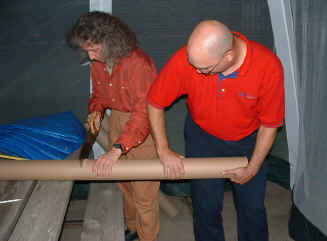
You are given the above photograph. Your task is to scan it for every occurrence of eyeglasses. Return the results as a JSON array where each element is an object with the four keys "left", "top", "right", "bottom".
[{"left": 196, "top": 59, "right": 220, "bottom": 74}]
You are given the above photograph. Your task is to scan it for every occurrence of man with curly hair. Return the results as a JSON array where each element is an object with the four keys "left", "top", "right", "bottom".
[{"left": 66, "top": 11, "right": 159, "bottom": 241}]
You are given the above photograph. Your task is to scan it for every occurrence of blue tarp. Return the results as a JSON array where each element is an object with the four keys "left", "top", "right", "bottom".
[{"left": 0, "top": 112, "right": 86, "bottom": 160}]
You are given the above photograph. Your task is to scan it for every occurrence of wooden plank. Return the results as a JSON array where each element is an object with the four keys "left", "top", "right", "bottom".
[
  {"left": 8, "top": 181, "right": 73, "bottom": 241},
  {"left": 81, "top": 182, "right": 124, "bottom": 241},
  {"left": 8, "top": 149, "right": 80, "bottom": 241},
  {"left": 0, "top": 181, "right": 35, "bottom": 241}
]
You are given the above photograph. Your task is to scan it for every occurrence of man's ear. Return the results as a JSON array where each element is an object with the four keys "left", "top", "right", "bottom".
[{"left": 224, "top": 49, "right": 233, "bottom": 62}]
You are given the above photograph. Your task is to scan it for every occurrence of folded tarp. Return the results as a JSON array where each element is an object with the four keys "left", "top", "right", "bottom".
[{"left": 0, "top": 112, "right": 86, "bottom": 160}]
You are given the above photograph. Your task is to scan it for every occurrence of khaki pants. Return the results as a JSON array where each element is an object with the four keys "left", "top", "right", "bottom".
[{"left": 108, "top": 110, "right": 160, "bottom": 241}]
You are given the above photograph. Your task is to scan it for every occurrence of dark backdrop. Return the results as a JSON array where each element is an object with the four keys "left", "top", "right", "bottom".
[{"left": 0, "top": 0, "right": 89, "bottom": 124}]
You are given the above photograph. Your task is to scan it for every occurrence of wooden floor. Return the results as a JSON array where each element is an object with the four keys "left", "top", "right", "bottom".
[{"left": 60, "top": 181, "right": 294, "bottom": 241}]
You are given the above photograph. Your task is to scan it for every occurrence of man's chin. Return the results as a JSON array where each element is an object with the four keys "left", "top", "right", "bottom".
[
  {"left": 209, "top": 72, "right": 218, "bottom": 75},
  {"left": 93, "top": 59, "right": 105, "bottom": 64},
  {"left": 202, "top": 72, "right": 218, "bottom": 76}
]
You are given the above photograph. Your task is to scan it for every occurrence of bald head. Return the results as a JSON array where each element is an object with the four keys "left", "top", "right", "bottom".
[{"left": 187, "top": 20, "right": 234, "bottom": 64}]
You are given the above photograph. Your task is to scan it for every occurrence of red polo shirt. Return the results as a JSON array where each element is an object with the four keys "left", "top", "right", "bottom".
[{"left": 148, "top": 32, "right": 285, "bottom": 141}]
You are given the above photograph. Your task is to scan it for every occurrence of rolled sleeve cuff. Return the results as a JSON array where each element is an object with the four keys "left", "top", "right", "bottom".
[
  {"left": 117, "top": 135, "right": 147, "bottom": 154},
  {"left": 261, "top": 121, "right": 284, "bottom": 128},
  {"left": 147, "top": 97, "right": 165, "bottom": 109}
]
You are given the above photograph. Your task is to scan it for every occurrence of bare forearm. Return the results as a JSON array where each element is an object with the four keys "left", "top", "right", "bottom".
[
  {"left": 222, "top": 125, "right": 278, "bottom": 184},
  {"left": 248, "top": 125, "right": 278, "bottom": 170},
  {"left": 147, "top": 104, "right": 169, "bottom": 153},
  {"left": 147, "top": 103, "right": 185, "bottom": 178}
]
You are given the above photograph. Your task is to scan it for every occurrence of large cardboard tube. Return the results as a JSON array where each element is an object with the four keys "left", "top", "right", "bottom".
[
  {"left": 96, "top": 127, "right": 109, "bottom": 151},
  {"left": 84, "top": 123, "right": 109, "bottom": 152},
  {"left": 158, "top": 191, "right": 179, "bottom": 218},
  {"left": 0, "top": 157, "right": 248, "bottom": 181},
  {"left": 101, "top": 113, "right": 110, "bottom": 134}
]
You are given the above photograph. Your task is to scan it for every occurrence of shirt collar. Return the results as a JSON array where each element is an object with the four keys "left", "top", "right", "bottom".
[{"left": 219, "top": 71, "right": 239, "bottom": 80}]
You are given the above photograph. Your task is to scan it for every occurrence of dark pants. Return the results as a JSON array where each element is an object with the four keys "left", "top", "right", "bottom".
[{"left": 185, "top": 113, "right": 268, "bottom": 241}]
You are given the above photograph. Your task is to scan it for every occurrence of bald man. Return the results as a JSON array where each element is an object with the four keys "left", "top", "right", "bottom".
[{"left": 147, "top": 20, "right": 285, "bottom": 241}]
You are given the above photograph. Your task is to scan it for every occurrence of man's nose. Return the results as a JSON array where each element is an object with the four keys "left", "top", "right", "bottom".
[
  {"left": 88, "top": 52, "right": 95, "bottom": 60},
  {"left": 196, "top": 69, "right": 205, "bottom": 74}
]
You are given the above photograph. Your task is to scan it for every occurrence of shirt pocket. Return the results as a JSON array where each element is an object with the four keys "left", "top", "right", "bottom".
[{"left": 237, "top": 91, "right": 259, "bottom": 112}]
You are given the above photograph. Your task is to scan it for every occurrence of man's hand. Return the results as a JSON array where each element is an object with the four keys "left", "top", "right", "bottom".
[
  {"left": 88, "top": 111, "right": 102, "bottom": 134},
  {"left": 92, "top": 147, "right": 122, "bottom": 176},
  {"left": 223, "top": 126, "right": 277, "bottom": 184},
  {"left": 158, "top": 147, "right": 185, "bottom": 179},
  {"left": 222, "top": 165, "right": 260, "bottom": 184},
  {"left": 147, "top": 105, "right": 184, "bottom": 178}
]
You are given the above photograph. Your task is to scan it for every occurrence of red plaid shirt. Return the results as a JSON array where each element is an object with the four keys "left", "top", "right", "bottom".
[{"left": 89, "top": 48, "right": 157, "bottom": 152}]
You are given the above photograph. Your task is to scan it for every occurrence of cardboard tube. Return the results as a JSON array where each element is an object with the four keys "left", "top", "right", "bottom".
[
  {"left": 101, "top": 113, "right": 110, "bottom": 134},
  {"left": 84, "top": 123, "right": 109, "bottom": 152},
  {"left": 158, "top": 191, "right": 179, "bottom": 218},
  {"left": 96, "top": 127, "right": 109, "bottom": 151},
  {"left": 0, "top": 157, "right": 247, "bottom": 181}
]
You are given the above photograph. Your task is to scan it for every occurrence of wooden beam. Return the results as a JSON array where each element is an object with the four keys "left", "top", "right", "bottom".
[
  {"left": 81, "top": 182, "right": 124, "bottom": 241},
  {"left": 0, "top": 181, "right": 35, "bottom": 241}
]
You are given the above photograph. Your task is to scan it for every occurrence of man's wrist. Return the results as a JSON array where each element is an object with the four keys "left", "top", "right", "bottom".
[
  {"left": 247, "top": 161, "right": 262, "bottom": 172},
  {"left": 157, "top": 144, "right": 170, "bottom": 155}
]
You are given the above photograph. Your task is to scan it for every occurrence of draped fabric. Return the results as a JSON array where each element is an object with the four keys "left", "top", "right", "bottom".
[
  {"left": 290, "top": 0, "right": 327, "bottom": 235},
  {"left": 0, "top": 112, "right": 86, "bottom": 160}
]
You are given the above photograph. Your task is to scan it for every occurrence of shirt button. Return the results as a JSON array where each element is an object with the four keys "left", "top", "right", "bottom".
[
  {"left": 109, "top": 83, "right": 112, "bottom": 86},
  {"left": 112, "top": 98, "right": 115, "bottom": 102},
  {"left": 138, "top": 140, "right": 142, "bottom": 144},
  {"left": 104, "top": 68, "right": 106, "bottom": 71},
  {"left": 221, "top": 88, "right": 225, "bottom": 92},
  {"left": 97, "top": 81, "right": 101, "bottom": 85},
  {"left": 121, "top": 86, "right": 125, "bottom": 89}
]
